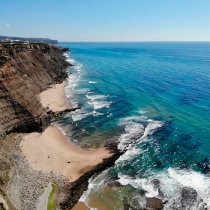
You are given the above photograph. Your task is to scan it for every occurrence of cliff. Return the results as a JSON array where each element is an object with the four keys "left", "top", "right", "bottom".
[
  {"left": 0, "top": 41, "right": 73, "bottom": 210},
  {"left": 0, "top": 42, "right": 71, "bottom": 135}
]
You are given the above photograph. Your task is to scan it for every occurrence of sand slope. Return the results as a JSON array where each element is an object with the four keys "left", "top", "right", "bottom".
[
  {"left": 21, "top": 125, "right": 111, "bottom": 182},
  {"left": 39, "top": 82, "right": 71, "bottom": 112}
]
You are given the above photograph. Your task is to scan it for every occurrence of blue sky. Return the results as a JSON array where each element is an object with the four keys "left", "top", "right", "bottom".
[{"left": 1, "top": 0, "right": 210, "bottom": 41}]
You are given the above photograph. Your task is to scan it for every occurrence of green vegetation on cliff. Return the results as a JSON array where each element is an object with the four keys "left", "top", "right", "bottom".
[{"left": 47, "top": 183, "right": 57, "bottom": 210}]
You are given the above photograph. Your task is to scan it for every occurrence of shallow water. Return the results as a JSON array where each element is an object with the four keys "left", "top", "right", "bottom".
[{"left": 60, "top": 42, "right": 210, "bottom": 209}]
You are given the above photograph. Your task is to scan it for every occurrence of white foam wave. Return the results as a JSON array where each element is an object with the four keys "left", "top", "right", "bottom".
[
  {"left": 89, "top": 81, "right": 97, "bottom": 84},
  {"left": 88, "top": 100, "right": 112, "bottom": 110},
  {"left": 118, "top": 174, "right": 159, "bottom": 197},
  {"left": 140, "top": 120, "right": 163, "bottom": 140},
  {"left": 92, "top": 110, "right": 103, "bottom": 116},
  {"left": 118, "top": 113, "right": 163, "bottom": 151},
  {"left": 118, "top": 122, "right": 144, "bottom": 151},
  {"left": 66, "top": 74, "right": 79, "bottom": 90},
  {"left": 71, "top": 109, "right": 92, "bottom": 122},
  {"left": 86, "top": 94, "right": 112, "bottom": 110},
  {"left": 86, "top": 94, "right": 107, "bottom": 100},
  {"left": 74, "top": 63, "right": 83, "bottom": 73},
  {"left": 66, "top": 57, "right": 76, "bottom": 64},
  {"left": 116, "top": 147, "right": 142, "bottom": 163},
  {"left": 79, "top": 170, "right": 109, "bottom": 203},
  {"left": 76, "top": 88, "right": 91, "bottom": 94},
  {"left": 119, "top": 115, "right": 147, "bottom": 126},
  {"left": 65, "top": 57, "right": 83, "bottom": 98},
  {"left": 63, "top": 52, "right": 76, "bottom": 65},
  {"left": 118, "top": 168, "right": 210, "bottom": 209},
  {"left": 161, "top": 168, "right": 210, "bottom": 209}
]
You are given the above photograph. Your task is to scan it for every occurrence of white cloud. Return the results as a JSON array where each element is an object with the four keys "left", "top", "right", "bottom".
[{"left": 5, "top": 23, "right": 11, "bottom": 28}]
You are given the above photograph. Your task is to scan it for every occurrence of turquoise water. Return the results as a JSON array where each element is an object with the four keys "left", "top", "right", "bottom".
[{"left": 60, "top": 42, "right": 210, "bottom": 209}]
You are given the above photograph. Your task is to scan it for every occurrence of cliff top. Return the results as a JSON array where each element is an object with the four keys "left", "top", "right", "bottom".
[
  {"left": 0, "top": 35, "right": 58, "bottom": 44},
  {"left": 0, "top": 41, "right": 69, "bottom": 66}
]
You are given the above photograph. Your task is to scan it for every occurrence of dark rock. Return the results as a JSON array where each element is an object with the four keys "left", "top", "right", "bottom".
[
  {"left": 151, "top": 179, "right": 160, "bottom": 188},
  {"left": 168, "top": 187, "right": 207, "bottom": 210},
  {"left": 181, "top": 187, "right": 197, "bottom": 206},
  {"left": 181, "top": 187, "right": 197, "bottom": 200},
  {"left": 146, "top": 197, "right": 164, "bottom": 210}
]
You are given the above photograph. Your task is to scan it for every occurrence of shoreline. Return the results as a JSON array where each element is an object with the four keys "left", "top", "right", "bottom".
[
  {"left": 19, "top": 79, "right": 121, "bottom": 209},
  {"left": 59, "top": 142, "right": 122, "bottom": 210},
  {"left": 39, "top": 81, "right": 72, "bottom": 112},
  {"left": 21, "top": 124, "right": 112, "bottom": 182}
]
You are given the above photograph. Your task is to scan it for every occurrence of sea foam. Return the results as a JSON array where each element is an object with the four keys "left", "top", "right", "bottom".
[
  {"left": 118, "top": 112, "right": 163, "bottom": 151},
  {"left": 88, "top": 81, "right": 97, "bottom": 84},
  {"left": 118, "top": 168, "right": 210, "bottom": 209},
  {"left": 86, "top": 94, "right": 112, "bottom": 110}
]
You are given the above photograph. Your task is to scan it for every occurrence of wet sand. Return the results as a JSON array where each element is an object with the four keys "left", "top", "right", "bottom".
[{"left": 72, "top": 202, "right": 90, "bottom": 210}]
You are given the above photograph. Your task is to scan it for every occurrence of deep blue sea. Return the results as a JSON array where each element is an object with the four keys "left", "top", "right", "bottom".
[{"left": 60, "top": 42, "right": 210, "bottom": 210}]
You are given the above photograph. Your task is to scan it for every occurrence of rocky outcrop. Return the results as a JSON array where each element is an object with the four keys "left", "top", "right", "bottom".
[
  {"left": 0, "top": 42, "right": 71, "bottom": 134},
  {"left": 146, "top": 197, "right": 164, "bottom": 210},
  {"left": 167, "top": 186, "right": 208, "bottom": 210}
]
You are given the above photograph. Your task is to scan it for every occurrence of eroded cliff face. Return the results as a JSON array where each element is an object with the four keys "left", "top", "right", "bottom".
[
  {"left": 0, "top": 42, "right": 71, "bottom": 210},
  {"left": 0, "top": 42, "right": 71, "bottom": 134}
]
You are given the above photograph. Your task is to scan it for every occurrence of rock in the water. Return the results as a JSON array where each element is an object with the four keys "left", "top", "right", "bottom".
[
  {"left": 166, "top": 187, "right": 208, "bottom": 210},
  {"left": 151, "top": 179, "right": 160, "bottom": 188},
  {"left": 146, "top": 197, "right": 164, "bottom": 210},
  {"left": 181, "top": 187, "right": 197, "bottom": 205}
]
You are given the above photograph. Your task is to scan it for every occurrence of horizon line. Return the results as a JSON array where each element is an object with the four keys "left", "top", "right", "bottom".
[{"left": 59, "top": 40, "right": 210, "bottom": 43}]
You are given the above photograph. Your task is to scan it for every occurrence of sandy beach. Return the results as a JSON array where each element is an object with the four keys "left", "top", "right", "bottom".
[
  {"left": 19, "top": 81, "right": 113, "bottom": 209},
  {"left": 21, "top": 125, "right": 111, "bottom": 182},
  {"left": 39, "top": 82, "right": 71, "bottom": 112}
]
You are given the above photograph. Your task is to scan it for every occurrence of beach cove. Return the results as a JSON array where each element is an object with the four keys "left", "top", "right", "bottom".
[
  {"left": 21, "top": 82, "right": 112, "bottom": 182},
  {"left": 17, "top": 58, "right": 121, "bottom": 210},
  {"left": 0, "top": 42, "right": 121, "bottom": 210}
]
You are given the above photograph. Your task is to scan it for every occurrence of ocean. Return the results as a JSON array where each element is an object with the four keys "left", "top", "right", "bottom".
[{"left": 60, "top": 42, "right": 210, "bottom": 210}]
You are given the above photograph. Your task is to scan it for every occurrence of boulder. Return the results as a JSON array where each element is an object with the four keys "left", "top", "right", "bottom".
[
  {"left": 181, "top": 186, "right": 197, "bottom": 205},
  {"left": 146, "top": 197, "right": 164, "bottom": 210}
]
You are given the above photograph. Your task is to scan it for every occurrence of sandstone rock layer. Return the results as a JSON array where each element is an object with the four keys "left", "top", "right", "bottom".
[{"left": 0, "top": 42, "right": 70, "bottom": 134}]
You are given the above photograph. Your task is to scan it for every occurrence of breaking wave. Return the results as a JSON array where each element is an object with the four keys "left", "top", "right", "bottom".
[
  {"left": 118, "top": 112, "right": 164, "bottom": 151},
  {"left": 62, "top": 43, "right": 210, "bottom": 210},
  {"left": 118, "top": 168, "right": 210, "bottom": 209},
  {"left": 88, "top": 81, "right": 97, "bottom": 84},
  {"left": 86, "top": 94, "right": 112, "bottom": 110}
]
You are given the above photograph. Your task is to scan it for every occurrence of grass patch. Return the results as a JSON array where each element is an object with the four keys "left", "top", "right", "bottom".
[{"left": 47, "top": 183, "right": 57, "bottom": 210}]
